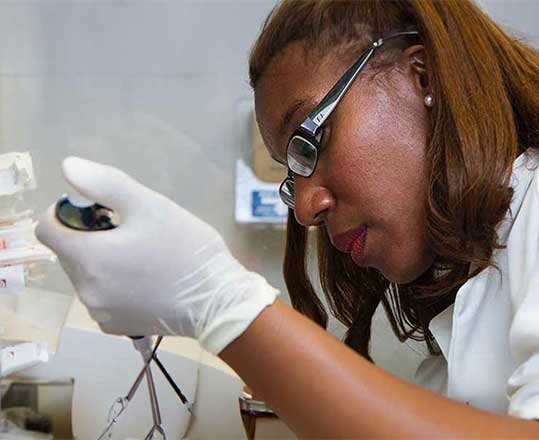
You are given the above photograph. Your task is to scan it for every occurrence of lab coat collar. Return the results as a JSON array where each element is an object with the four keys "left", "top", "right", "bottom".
[{"left": 496, "top": 150, "right": 538, "bottom": 246}]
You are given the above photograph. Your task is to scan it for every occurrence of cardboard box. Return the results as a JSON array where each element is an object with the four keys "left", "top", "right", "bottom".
[{"left": 251, "top": 113, "right": 286, "bottom": 184}]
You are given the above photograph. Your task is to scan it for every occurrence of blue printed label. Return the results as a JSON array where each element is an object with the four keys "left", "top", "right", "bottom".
[{"left": 252, "top": 190, "right": 287, "bottom": 218}]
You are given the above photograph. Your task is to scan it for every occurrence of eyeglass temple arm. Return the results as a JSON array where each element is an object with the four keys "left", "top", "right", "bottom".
[{"left": 302, "top": 30, "right": 419, "bottom": 132}]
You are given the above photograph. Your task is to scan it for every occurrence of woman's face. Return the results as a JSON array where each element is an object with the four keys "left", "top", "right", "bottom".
[{"left": 255, "top": 42, "right": 435, "bottom": 284}]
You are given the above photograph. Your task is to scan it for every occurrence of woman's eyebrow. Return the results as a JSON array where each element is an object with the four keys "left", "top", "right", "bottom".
[{"left": 280, "top": 97, "right": 315, "bottom": 136}]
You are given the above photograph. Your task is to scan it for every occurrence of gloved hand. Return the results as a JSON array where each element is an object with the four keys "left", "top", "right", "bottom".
[{"left": 35, "top": 157, "right": 279, "bottom": 354}]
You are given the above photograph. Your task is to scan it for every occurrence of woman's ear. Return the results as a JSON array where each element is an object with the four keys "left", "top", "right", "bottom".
[{"left": 404, "top": 44, "right": 429, "bottom": 91}]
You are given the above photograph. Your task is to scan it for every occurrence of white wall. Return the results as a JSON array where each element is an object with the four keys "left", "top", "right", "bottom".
[{"left": 477, "top": 0, "right": 539, "bottom": 45}]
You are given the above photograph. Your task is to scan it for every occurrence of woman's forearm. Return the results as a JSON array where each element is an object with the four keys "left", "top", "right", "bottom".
[{"left": 220, "top": 299, "right": 539, "bottom": 438}]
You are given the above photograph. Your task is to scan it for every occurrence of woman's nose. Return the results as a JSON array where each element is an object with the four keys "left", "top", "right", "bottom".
[{"left": 293, "top": 177, "right": 335, "bottom": 226}]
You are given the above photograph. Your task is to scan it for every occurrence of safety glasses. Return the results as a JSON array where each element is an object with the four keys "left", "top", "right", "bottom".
[{"left": 279, "top": 30, "right": 419, "bottom": 210}]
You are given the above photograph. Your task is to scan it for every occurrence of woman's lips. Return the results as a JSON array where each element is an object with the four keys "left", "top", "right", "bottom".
[
  {"left": 350, "top": 229, "right": 367, "bottom": 266},
  {"left": 332, "top": 226, "right": 368, "bottom": 266}
]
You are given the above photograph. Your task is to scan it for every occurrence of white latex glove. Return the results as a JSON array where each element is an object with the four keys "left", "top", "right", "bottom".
[{"left": 35, "top": 157, "right": 279, "bottom": 354}]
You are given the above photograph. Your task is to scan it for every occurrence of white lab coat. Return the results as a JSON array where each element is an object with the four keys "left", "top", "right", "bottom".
[{"left": 414, "top": 149, "right": 539, "bottom": 419}]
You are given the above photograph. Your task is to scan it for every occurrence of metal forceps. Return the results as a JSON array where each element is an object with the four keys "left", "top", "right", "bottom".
[
  {"left": 131, "top": 336, "right": 167, "bottom": 440},
  {"left": 97, "top": 337, "right": 164, "bottom": 439},
  {"left": 97, "top": 335, "right": 192, "bottom": 439}
]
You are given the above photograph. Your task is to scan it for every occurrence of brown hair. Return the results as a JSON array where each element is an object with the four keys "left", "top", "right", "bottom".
[{"left": 249, "top": 0, "right": 539, "bottom": 359}]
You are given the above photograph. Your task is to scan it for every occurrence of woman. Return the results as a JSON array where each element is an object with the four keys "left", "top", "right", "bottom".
[{"left": 37, "top": 0, "right": 539, "bottom": 437}]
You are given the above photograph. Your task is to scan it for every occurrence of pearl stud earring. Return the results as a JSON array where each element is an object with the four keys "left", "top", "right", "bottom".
[{"left": 424, "top": 94, "right": 434, "bottom": 108}]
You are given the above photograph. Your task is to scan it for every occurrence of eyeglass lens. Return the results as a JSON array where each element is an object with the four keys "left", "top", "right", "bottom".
[
  {"left": 287, "top": 135, "right": 318, "bottom": 177},
  {"left": 279, "top": 178, "right": 295, "bottom": 209}
]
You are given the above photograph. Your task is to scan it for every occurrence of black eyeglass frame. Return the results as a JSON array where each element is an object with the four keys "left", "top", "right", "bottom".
[{"left": 279, "top": 30, "right": 420, "bottom": 210}]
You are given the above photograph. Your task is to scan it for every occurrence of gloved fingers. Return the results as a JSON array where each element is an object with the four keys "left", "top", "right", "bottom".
[{"left": 62, "top": 156, "right": 149, "bottom": 217}]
